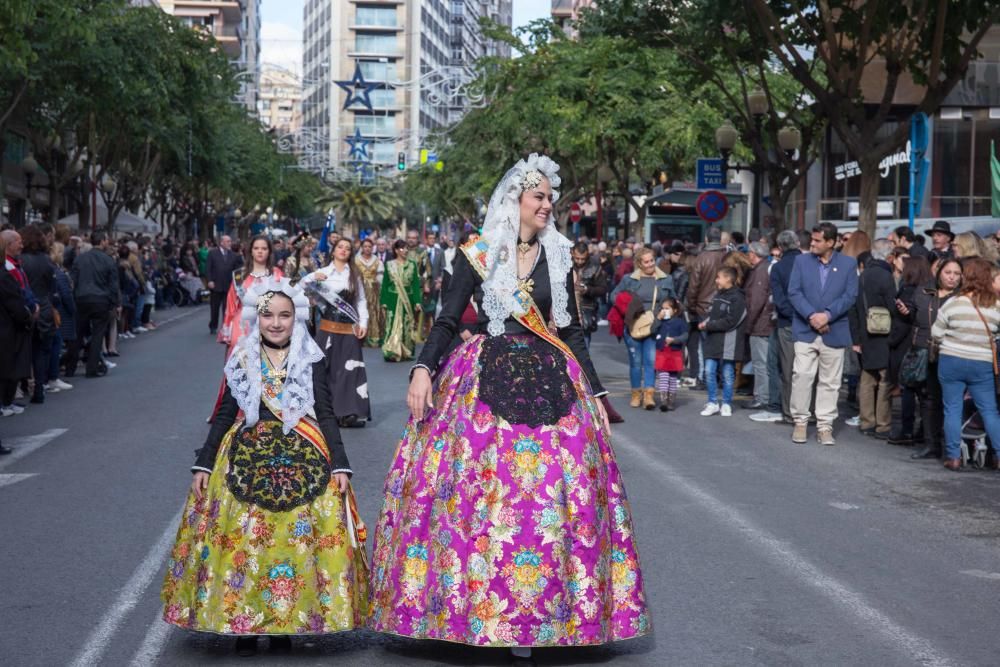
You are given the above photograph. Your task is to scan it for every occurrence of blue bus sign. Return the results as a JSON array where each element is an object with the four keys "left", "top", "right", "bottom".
[{"left": 696, "top": 158, "right": 726, "bottom": 190}]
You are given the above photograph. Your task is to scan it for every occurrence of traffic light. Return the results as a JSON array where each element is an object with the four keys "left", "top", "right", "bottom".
[{"left": 397, "top": 152, "right": 406, "bottom": 171}]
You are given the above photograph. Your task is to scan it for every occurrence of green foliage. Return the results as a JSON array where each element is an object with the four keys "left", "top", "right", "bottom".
[{"left": 316, "top": 180, "right": 403, "bottom": 236}]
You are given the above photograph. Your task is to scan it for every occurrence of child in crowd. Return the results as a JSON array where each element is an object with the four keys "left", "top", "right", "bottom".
[
  {"left": 654, "top": 297, "right": 688, "bottom": 411},
  {"left": 698, "top": 267, "right": 747, "bottom": 417}
]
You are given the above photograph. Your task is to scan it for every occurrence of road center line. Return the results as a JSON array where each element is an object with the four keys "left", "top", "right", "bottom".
[
  {"left": 613, "top": 432, "right": 957, "bottom": 667},
  {"left": 0, "top": 473, "right": 39, "bottom": 488},
  {"left": 69, "top": 506, "right": 183, "bottom": 667}
]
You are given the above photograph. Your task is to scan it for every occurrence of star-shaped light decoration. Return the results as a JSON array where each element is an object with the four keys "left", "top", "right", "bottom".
[
  {"left": 334, "top": 62, "right": 379, "bottom": 111},
  {"left": 345, "top": 128, "right": 371, "bottom": 160}
]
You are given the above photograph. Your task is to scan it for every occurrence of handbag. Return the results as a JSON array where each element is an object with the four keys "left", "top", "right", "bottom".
[
  {"left": 629, "top": 284, "right": 658, "bottom": 340},
  {"left": 899, "top": 299, "right": 930, "bottom": 388},
  {"left": 971, "top": 302, "right": 1000, "bottom": 396},
  {"left": 862, "top": 279, "right": 891, "bottom": 335}
]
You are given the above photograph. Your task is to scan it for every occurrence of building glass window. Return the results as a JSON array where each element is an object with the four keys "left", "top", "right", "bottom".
[
  {"left": 367, "top": 88, "right": 396, "bottom": 108},
  {"left": 931, "top": 115, "right": 973, "bottom": 217},
  {"left": 355, "top": 116, "right": 396, "bottom": 135},
  {"left": 371, "top": 142, "right": 397, "bottom": 163},
  {"left": 355, "top": 6, "right": 397, "bottom": 27},
  {"left": 355, "top": 34, "right": 397, "bottom": 54},
  {"left": 359, "top": 61, "right": 397, "bottom": 82}
]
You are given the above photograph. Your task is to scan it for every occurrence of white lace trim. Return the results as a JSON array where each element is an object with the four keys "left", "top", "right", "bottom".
[
  {"left": 481, "top": 153, "right": 572, "bottom": 336},
  {"left": 225, "top": 276, "right": 325, "bottom": 434}
]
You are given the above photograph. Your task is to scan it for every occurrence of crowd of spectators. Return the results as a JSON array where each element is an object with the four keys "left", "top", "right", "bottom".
[
  {"left": 586, "top": 220, "right": 1000, "bottom": 471},
  {"left": 0, "top": 223, "right": 211, "bottom": 454}
]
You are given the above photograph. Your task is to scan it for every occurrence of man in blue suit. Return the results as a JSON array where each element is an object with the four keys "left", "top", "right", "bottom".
[{"left": 787, "top": 222, "right": 859, "bottom": 446}]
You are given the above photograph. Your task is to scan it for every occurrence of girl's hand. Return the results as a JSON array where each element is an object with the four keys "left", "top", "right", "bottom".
[
  {"left": 191, "top": 471, "right": 210, "bottom": 500},
  {"left": 594, "top": 397, "right": 610, "bottom": 432},
  {"left": 354, "top": 325, "right": 367, "bottom": 339},
  {"left": 333, "top": 472, "right": 349, "bottom": 494},
  {"left": 407, "top": 367, "right": 434, "bottom": 420},
  {"left": 314, "top": 272, "right": 327, "bottom": 281}
]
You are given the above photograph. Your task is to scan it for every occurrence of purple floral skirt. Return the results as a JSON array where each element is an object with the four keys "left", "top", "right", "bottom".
[{"left": 368, "top": 334, "right": 651, "bottom": 646}]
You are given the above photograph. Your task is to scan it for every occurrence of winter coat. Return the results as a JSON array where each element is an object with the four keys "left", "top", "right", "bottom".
[
  {"left": 888, "top": 282, "right": 918, "bottom": 383},
  {"left": 769, "top": 248, "right": 801, "bottom": 329},
  {"left": 670, "top": 266, "right": 689, "bottom": 305},
  {"left": 744, "top": 259, "right": 775, "bottom": 337},
  {"left": 686, "top": 244, "right": 727, "bottom": 318},
  {"left": 848, "top": 259, "right": 895, "bottom": 370},
  {"left": 910, "top": 281, "right": 958, "bottom": 351},
  {"left": 53, "top": 268, "right": 76, "bottom": 342},
  {"left": 655, "top": 315, "right": 689, "bottom": 351},
  {"left": 0, "top": 269, "right": 32, "bottom": 380},
  {"left": 609, "top": 268, "right": 675, "bottom": 314},
  {"left": 702, "top": 286, "right": 747, "bottom": 361},
  {"left": 19, "top": 250, "right": 56, "bottom": 338}
]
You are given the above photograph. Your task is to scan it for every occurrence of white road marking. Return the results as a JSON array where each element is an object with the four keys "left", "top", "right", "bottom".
[
  {"left": 128, "top": 607, "right": 174, "bottom": 667},
  {"left": 0, "top": 473, "right": 38, "bottom": 488},
  {"left": 829, "top": 502, "right": 860, "bottom": 511},
  {"left": 613, "top": 432, "right": 957, "bottom": 667},
  {"left": 69, "top": 506, "right": 183, "bottom": 667},
  {"left": 959, "top": 569, "right": 1000, "bottom": 581},
  {"left": 0, "top": 428, "right": 68, "bottom": 471}
]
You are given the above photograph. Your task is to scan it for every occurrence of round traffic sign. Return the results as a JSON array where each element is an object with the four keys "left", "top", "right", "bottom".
[
  {"left": 569, "top": 202, "right": 583, "bottom": 223},
  {"left": 695, "top": 190, "right": 730, "bottom": 224}
]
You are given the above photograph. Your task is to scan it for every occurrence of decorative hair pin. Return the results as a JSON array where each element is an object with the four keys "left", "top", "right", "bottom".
[
  {"left": 257, "top": 291, "right": 276, "bottom": 314},
  {"left": 520, "top": 169, "right": 544, "bottom": 192}
]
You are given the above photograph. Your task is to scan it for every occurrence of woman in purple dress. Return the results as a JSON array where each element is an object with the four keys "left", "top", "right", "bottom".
[{"left": 368, "top": 154, "right": 650, "bottom": 659}]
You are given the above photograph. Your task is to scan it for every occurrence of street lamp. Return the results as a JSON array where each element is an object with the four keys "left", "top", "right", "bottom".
[
  {"left": 99, "top": 173, "right": 116, "bottom": 194},
  {"left": 21, "top": 154, "right": 39, "bottom": 207}
]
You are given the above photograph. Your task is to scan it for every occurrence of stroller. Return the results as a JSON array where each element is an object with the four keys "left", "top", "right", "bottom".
[{"left": 960, "top": 395, "right": 995, "bottom": 469}]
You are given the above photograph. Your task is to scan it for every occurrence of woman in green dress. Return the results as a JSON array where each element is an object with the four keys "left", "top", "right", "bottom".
[
  {"left": 160, "top": 276, "right": 368, "bottom": 657},
  {"left": 379, "top": 239, "right": 422, "bottom": 362}
]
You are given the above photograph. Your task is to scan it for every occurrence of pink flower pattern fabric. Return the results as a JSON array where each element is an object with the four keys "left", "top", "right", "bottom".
[{"left": 368, "top": 335, "right": 651, "bottom": 646}]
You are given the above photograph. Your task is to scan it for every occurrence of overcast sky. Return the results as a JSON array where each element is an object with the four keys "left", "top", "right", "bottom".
[{"left": 259, "top": 0, "right": 553, "bottom": 74}]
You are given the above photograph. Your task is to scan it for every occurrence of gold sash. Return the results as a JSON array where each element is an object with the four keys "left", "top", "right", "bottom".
[{"left": 460, "top": 239, "right": 577, "bottom": 362}]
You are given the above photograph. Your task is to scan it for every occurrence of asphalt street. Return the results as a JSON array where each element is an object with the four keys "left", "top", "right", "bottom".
[{"left": 3, "top": 306, "right": 1000, "bottom": 666}]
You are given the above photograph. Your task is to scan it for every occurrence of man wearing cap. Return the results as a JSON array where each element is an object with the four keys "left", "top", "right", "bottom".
[{"left": 927, "top": 220, "right": 954, "bottom": 261}]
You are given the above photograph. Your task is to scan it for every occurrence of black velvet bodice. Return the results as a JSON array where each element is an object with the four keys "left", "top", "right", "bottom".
[{"left": 417, "top": 247, "right": 606, "bottom": 395}]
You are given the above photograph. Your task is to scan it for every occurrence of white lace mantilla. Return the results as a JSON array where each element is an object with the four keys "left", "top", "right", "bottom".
[
  {"left": 481, "top": 153, "right": 573, "bottom": 336},
  {"left": 225, "top": 276, "right": 324, "bottom": 434}
]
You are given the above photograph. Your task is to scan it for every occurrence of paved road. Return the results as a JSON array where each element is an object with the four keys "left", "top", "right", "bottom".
[{"left": 3, "top": 309, "right": 1000, "bottom": 666}]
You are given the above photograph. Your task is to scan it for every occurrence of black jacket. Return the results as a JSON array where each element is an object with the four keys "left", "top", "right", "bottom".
[
  {"left": 19, "top": 250, "right": 56, "bottom": 336},
  {"left": 194, "top": 357, "right": 350, "bottom": 474},
  {"left": 417, "top": 247, "right": 606, "bottom": 395},
  {"left": 702, "top": 286, "right": 747, "bottom": 361},
  {"left": 70, "top": 248, "right": 120, "bottom": 307},
  {"left": 849, "top": 260, "right": 895, "bottom": 370},
  {"left": 0, "top": 270, "right": 32, "bottom": 380},
  {"left": 205, "top": 248, "right": 243, "bottom": 293}
]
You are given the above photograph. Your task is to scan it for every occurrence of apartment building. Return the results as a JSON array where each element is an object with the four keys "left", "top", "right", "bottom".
[{"left": 301, "top": 0, "right": 511, "bottom": 176}]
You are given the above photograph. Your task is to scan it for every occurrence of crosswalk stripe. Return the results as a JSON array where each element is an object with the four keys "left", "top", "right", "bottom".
[{"left": 0, "top": 428, "right": 68, "bottom": 471}]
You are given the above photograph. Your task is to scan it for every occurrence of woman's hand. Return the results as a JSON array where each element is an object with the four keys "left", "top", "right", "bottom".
[
  {"left": 191, "top": 471, "right": 210, "bottom": 500},
  {"left": 333, "top": 472, "right": 349, "bottom": 494},
  {"left": 594, "top": 397, "right": 610, "bottom": 432},
  {"left": 354, "top": 325, "right": 367, "bottom": 340},
  {"left": 407, "top": 367, "right": 434, "bottom": 420},
  {"left": 313, "top": 272, "right": 327, "bottom": 281},
  {"left": 895, "top": 299, "right": 910, "bottom": 316}
]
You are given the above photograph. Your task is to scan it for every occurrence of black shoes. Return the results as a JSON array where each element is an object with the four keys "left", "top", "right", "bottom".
[
  {"left": 0, "top": 443, "right": 12, "bottom": 455},
  {"left": 887, "top": 432, "right": 914, "bottom": 446},
  {"left": 742, "top": 400, "right": 766, "bottom": 410},
  {"left": 911, "top": 446, "right": 942, "bottom": 460}
]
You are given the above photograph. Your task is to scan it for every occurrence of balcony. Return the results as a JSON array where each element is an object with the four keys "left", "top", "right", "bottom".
[{"left": 350, "top": 22, "right": 404, "bottom": 32}]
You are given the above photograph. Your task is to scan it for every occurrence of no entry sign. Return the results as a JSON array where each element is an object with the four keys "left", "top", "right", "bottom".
[
  {"left": 569, "top": 202, "right": 582, "bottom": 223},
  {"left": 695, "top": 190, "right": 730, "bottom": 224}
]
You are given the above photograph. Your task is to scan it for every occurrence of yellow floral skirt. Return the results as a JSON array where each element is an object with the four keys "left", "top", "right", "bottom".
[{"left": 160, "top": 421, "right": 369, "bottom": 635}]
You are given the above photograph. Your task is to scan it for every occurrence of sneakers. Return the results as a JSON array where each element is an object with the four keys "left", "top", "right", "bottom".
[
  {"left": 135, "top": 326, "right": 149, "bottom": 333},
  {"left": 681, "top": 377, "right": 698, "bottom": 389},
  {"left": 720, "top": 404, "right": 733, "bottom": 417},
  {"left": 817, "top": 428, "right": 836, "bottom": 446},
  {"left": 749, "top": 410, "right": 784, "bottom": 423},
  {"left": 845, "top": 415, "right": 860, "bottom": 427},
  {"left": 51, "top": 379, "right": 73, "bottom": 391},
  {"left": 792, "top": 423, "right": 808, "bottom": 443},
  {"left": 43, "top": 381, "right": 61, "bottom": 394},
  {"left": 104, "top": 360, "right": 117, "bottom": 369},
  {"left": 700, "top": 402, "right": 721, "bottom": 417},
  {"left": 1, "top": 406, "right": 14, "bottom": 417}
]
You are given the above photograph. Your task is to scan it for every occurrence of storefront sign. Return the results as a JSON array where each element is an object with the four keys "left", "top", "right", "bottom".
[{"left": 834, "top": 141, "right": 913, "bottom": 181}]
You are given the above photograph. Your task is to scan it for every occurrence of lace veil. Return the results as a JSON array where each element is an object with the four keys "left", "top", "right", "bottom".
[
  {"left": 224, "top": 275, "right": 324, "bottom": 434},
  {"left": 480, "top": 153, "right": 573, "bottom": 336}
]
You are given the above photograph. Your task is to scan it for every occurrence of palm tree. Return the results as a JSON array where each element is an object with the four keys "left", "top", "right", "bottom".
[{"left": 315, "top": 179, "right": 402, "bottom": 238}]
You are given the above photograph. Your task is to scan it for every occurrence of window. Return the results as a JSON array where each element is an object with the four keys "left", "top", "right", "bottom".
[
  {"left": 355, "top": 116, "right": 396, "bottom": 135},
  {"left": 355, "top": 6, "right": 397, "bottom": 27},
  {"left": 368, "top": 88, "right": 396, "bottom": 107},
  {"left": 359, "top": 61, "right": 397, "bottom": 82},
  {"left": 371, "top": 142, "right": 397, "bottom": 163},
  {"left": 355, "top": 34, "right": 397, "bottom": 54}
]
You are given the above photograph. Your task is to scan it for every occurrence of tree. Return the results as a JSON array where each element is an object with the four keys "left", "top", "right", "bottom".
[
  {"left": 315, "top": 180, "right": 402, "bottom": 238},
  {"left": 578, "top": 0, "right": 826, "bottom": 232},
  {"left": 743, "top": 0, "right": 1000, "bottom": 237}
]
